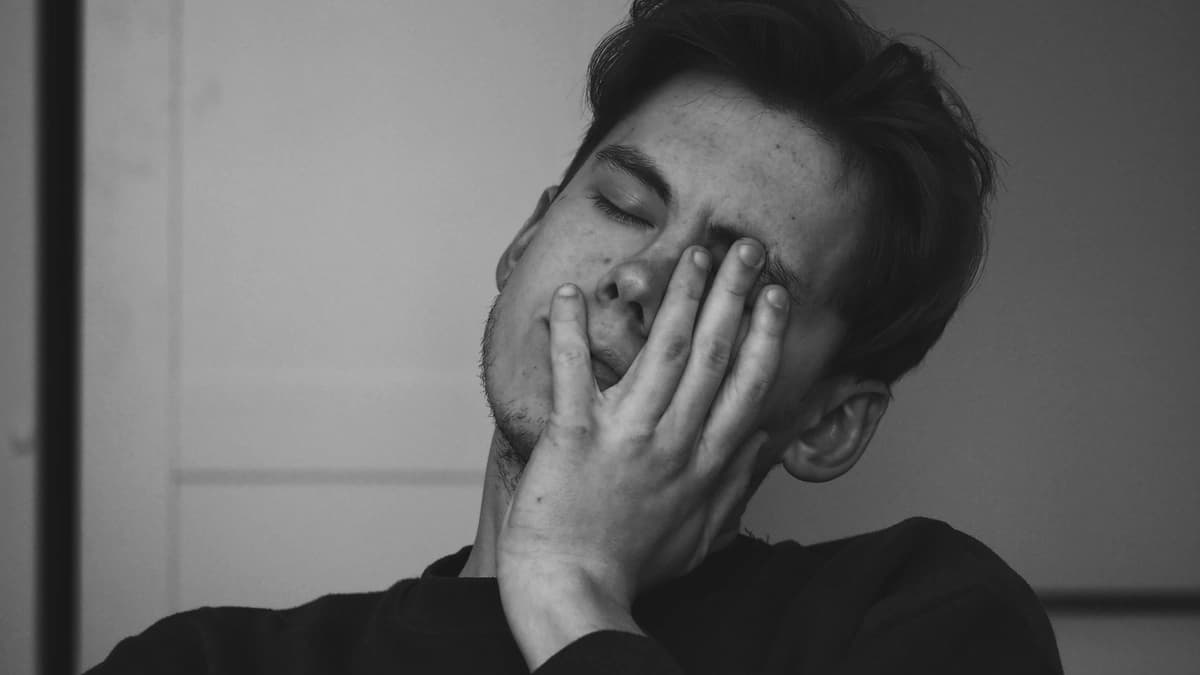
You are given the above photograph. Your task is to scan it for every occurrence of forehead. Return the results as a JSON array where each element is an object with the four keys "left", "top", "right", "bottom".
[{"left": 596, "top": 72, "right": 866, "bottom": 296}]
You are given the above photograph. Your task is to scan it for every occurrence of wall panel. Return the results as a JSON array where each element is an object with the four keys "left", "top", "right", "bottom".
[
  {"left": 178, "top": 482, "right": 480, "bottom": 610},
  {"left": 176, "top": 0, "right": 627, "bottom": 472},
  {"left": 0, "top": 0, "right": 38, "bottom": 672},
  {"left": 81, "top": 0, "right": 175, "bottom": 668}
]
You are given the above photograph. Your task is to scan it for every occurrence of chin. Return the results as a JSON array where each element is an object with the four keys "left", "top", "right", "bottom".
[
  {"left": 482, "top": 385, "right": 548, "bottom": 495},
  {"left": 479, "top": 294, "right": 555, "bottom": 475},
  {"left": 481, "top": 362, "right": 545, "bottom": 467}
]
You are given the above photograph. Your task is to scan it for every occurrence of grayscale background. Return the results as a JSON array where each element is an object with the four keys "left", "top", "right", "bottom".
[{"left": 2, "top": 1, "right": 1198, "bottom": 672}]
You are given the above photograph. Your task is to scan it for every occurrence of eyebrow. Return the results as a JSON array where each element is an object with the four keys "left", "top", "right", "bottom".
[
  {"left": 593, "top": 144, "right": 817, "bottom": 304},
  {"left": 595, "top": 145, "right": 673, "bottom": 206}
]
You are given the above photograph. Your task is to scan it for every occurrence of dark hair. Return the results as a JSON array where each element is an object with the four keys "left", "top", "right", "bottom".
[{"left": 560, "top": 0, "right": 996, "bottom": 385}]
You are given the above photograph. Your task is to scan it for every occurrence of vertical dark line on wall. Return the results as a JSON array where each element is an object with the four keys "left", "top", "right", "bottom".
[{"left": 36, "top": 1, "right": 83, "bottom": 674}]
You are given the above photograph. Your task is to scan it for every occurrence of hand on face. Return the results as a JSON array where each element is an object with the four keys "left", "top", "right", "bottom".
[{"left": 496, "top": 237, "right": 787, "bottom": 609}]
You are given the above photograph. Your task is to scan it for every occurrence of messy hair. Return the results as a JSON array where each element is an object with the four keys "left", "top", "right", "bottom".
[{"left": 561, "top": 0, "right": 996, "bottom": 384}]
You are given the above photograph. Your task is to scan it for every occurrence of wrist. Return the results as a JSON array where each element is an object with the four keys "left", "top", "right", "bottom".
[{"left": 499, "top": 561, "right": 644, "bottom": 670}]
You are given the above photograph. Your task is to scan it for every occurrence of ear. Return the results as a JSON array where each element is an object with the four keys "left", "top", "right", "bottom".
[
  {"left": 496, "top": 185, "right": 559, "bottom": 290},
  {"left": 779, "top": 377, "right": 890, "bottom": 483}
]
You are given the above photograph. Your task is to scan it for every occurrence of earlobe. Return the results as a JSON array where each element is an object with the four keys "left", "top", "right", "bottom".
[
  {"left": 779, "top": 379, "right": 889, "bottom": 483},
  {"left": 496, "top": 185, "right": 560, "bottom": 290}
]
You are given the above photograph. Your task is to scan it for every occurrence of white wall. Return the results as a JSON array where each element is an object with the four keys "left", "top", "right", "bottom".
[
  {"left": 0, "top": 0, "right": 37, "bottom": 673},
  {"left": 80, "top": 1, "right": 631, "bottom": 668},
  {"left": 80, "top": 1, "right": 1200, "bottom": 674}
]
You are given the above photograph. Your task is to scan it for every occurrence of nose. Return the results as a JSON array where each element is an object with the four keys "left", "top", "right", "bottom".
[{"left": 593, "top": 252, "right": 679, "bottom": 338}]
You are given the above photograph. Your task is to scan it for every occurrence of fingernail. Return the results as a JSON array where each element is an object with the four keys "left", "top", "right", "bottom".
[
  {"left": 557, "top": 284, "right": 578, "bottom": 297},
  {"left": 766, "top": 286, "right": 788, "bottom": 308},
  {"left": 738, "top": 242, "right": 762, "bottom": 266},
  {"left": 691, "top": 248, "right": 710, "bottom": 270}
]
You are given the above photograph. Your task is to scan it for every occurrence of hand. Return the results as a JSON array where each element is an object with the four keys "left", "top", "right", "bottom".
[{"left": 497, "top": 239, "right": 790, "bottom": 667}]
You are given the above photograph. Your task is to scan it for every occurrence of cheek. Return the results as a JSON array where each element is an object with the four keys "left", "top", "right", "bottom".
[
  {"left": 526, "top": 217, "right": 611, "bottom": 278},
  {"left": 505, "top": 245, "right": 589, "bottom": 314},
  {"left": 759, "top": 318, "right": 843, "bottom": 423}
]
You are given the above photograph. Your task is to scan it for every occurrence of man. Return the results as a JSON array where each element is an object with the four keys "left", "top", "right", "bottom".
[{"left": 91, "top": 1, "right": 1063, "bottom": 673}]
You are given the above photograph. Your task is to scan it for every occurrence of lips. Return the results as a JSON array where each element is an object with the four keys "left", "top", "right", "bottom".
[{"left": 590, "top": 354, "right": 623, "bottom": 391}]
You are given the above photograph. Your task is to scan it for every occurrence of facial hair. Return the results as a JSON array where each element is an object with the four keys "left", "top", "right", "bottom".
[{"left": 478, "top": 293, "right": 544, "bottom": 494}]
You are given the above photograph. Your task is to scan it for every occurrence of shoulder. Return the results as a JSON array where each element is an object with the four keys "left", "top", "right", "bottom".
[
  {"left": 769, "top": 516, "right": 1033, "bottom": 595},
  {"left": 85, "top": 587, "right": 398, "bottom": 674},
  {"left": 758, "top": 518, "right": 1063, "bottom": 673}
]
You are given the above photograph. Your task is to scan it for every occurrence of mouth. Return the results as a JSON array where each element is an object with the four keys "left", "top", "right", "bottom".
[
  {"left": 539, "top": 316, "right": 627, "bottom": 391},
  {"left": 590, "top": 354, "right": 623, "bottom": 391}
]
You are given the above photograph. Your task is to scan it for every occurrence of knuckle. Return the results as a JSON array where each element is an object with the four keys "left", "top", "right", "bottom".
[
  {"left": 697, "top": 338, "right": 734, "bottom": 371},
  {"left": 720, "top": 280, "right": 751, "bottom": 300},
  {"left": 548, "top": 416, "right": 593, "bottom": 440},
  {"left": 650, "top": 446, "right": 689, "bottom": 474},
  {"left": 754, "top": 305, "right": 788, "bottom": 336},
  {"left": 716, "top": 270, "right": 755, "bottom": 298},
  {"left": 741, "top": 374, "right": 774, "bottom": 401},
  {"left": 659, "top": 335, "right": 691, "bottom": 362},
  {"left": 693, "top": 436, "right": 723, "bottom": 474},
  {"left": 622, "top": 422, "right": 657, "bottom": 445},
  {"left": 553, "top": 348, "right": 589, "bottom": 368},
  {"left": 679, "top": 276, "right": 705, "bottom": 301},
  {"left": 761, "top": 315, "right": 787, "bottom": 338}
]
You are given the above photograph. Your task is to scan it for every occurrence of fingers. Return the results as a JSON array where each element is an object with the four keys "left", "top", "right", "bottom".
[
  {"left": 545, "top": 239, "right": 784, "bottom": 470},
  {"left": 665, "top": 239, "right": 770, "bottom": 439},
  {"left": 619, "top": 246, "right": 710, "bottom": 420},
  {"left": 695, "top": 283, "right": 789, "bottom": 471},
  {"left": 547, "top": 284, "right": 595, "bottom": 424}
]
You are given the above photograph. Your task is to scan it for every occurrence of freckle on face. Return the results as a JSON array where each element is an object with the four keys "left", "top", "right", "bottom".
[{"left": 601, "top": 257, "right": 612, "bottom": 265}]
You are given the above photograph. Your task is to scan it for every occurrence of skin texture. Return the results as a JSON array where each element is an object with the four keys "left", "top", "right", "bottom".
[{"left": 462, "top": 71, "right": 892, "bottom": 669}]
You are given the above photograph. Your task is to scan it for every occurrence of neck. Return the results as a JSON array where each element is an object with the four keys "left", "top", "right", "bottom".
[
  {"left": 457, "top": 428, "right": 749, "bottom": 578},
  {"left": 458, "top": 429, "right": 513, "bottom": 578}
]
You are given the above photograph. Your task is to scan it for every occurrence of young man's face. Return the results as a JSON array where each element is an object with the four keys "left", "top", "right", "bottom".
[{"left": 482, "top": 71, "right": 868, "bottom": 468}]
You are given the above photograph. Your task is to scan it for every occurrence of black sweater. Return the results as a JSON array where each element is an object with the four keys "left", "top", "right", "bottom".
[{"left": 87, "top": 517, "right": 1063, "bottom": 674}]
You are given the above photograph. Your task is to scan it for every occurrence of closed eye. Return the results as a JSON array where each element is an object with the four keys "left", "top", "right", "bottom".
[
  {"left": 706, "top": 231, "right": 798, "bottom": 308},
  {"left": 589, "top": 193, "right": 653, "bottom": 230},
  {"left": 708, "top": 246, "right": 792, "bottom": 309}
]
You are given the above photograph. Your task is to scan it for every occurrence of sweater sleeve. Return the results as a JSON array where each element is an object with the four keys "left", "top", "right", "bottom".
[{"left": 534, "top": 631, "right": 685, "bottom": 675}]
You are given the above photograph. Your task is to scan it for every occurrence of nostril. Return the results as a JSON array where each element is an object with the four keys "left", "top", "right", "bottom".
[
  {"left": 630, "top": 302, "right": 645, "bottom": 327},
  {"left": 597, "top": 279, "right": 618, "bottom": 302}
]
